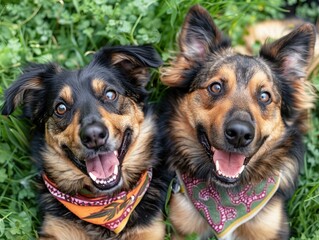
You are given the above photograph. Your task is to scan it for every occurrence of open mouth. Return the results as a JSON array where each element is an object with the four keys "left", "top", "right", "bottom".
[
  {"left": 86, "top": 151, "right": 121, "bottom": 190},
  {"left": 212, "top": 147, "right": 246, "bottom": 183},
  {"left": 63, "top": 129, "right": 132, "bottom": 190},
  {"left": 199, "top": 130, "right": 248, "bottom": 184}
]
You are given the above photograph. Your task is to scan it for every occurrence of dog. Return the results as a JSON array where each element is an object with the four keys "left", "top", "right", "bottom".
[
  {"left": 1, "top": 45, "right": 169, "bottom": 239},
  {"left": 158, "top": 5, "right": 316, "bottom": 240}
]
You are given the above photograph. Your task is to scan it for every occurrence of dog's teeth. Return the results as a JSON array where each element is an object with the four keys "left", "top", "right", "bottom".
[
  {"left": 239, "top": 165, "right": 245, "bottom": 174},
  {"left": 89, "top": 172, "right": 97, "bottom": 181},
  {"left": 215, "top": 160, "right": 220, "bottom": 171},
  {"left": 114, "top": 151, "right": 118, "bottom": 157},
  {"left": 113, "top": 165, "right": 118, "bottom": 175}
]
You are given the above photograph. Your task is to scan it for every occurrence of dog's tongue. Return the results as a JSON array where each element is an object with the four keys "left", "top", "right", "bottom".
[
  {"left": 213, "top": 149, "right": 245, "bottom": 177},
  {"left": 86, "top": 152, "right": 119, "bottom": 180}
]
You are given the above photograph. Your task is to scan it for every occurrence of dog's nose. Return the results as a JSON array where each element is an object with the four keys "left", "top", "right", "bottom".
[
  {"left": 80, "top": 122, "right": 108, "bottom": 149},
  {"left": 225, "top": 120, "right": 254, "bottom": 148}
]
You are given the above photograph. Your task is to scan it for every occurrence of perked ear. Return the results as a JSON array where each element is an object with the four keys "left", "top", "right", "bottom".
[
  {"left": 260, "top": 24, "right": 316, "bottom": 129},
  {"left": 260, "top": 23, "right": 316, "bottom": 78},
  {"left": 179, "top": 4, "right": 230, "bottom": 59},
  {"left": 94, "top": 45, "right": 163, "bottom": 88},
  {"left": 161, "top": 5, "right": 231, "bottom": 87},
  {"left": 1, "top": 63, "right": 59, "bottom": 122}
]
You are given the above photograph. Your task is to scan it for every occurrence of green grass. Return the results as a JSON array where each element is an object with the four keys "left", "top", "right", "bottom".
[{"left": 0, "top": 0, "right": 318, "bottom": 239}]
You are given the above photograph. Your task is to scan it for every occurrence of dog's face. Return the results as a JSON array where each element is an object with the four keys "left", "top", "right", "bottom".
[
  {"left": 161, "top": 5, "right": 315, "bottom": 187},
  {"left": 2, "top": 46, "right": 162, "bottom": 194}
]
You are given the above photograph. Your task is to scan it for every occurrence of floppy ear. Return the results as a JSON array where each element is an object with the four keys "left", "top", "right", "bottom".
[
  {"left": 260, "top": 24, "right": 316, "bottom": 128},
  {"left": 93, "top": 45, "right": 163, "bottom": 88},
  {"left": 161, "top": 4, "right": 231, "bottom": 87},
  {"left": 1, "top": 63, "right": 60, "bottom": 123}
]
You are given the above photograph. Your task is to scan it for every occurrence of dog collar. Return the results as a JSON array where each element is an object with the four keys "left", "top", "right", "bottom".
[
  {"left": 43, "top": 169, "right": 152, "bottom": 234},
  {"left": 178, "top": 172, "right": 280, "bottom": 238}
]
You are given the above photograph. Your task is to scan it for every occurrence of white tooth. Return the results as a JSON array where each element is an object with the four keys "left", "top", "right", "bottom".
[
  {"left": 114, "top": 151, "right": 118, "bottom": 157},
  {"left": 239, "top": 165, "right": 245, "bottom": 174},
  {"left": 113, "top": 165, "right": 118, "bottom": 175},
  {"left": 89, "top": 172, "right": 97, "bottom": 182},
  {"left": 215, "top": 160, "right": 220, "bottom": 171}
]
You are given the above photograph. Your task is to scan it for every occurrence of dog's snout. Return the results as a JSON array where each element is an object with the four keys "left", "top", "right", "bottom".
[
  {"left": 225, "top": 120, "right": 254, "bottom": 148},
  {"left": 80, "top": 122, "right": 108, "bottom": 149}
]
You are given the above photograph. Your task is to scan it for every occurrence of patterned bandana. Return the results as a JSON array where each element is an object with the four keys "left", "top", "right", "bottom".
[
  {"left": 179, "top": 172, "right": 280, "bottom": 239},
  {"left": 43, "top": 169, "right": 152, "bottom": 234}
]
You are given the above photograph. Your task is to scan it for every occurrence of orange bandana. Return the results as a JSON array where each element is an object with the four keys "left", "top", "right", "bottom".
[{"left": 43, "top": 169, "right": 152, "bottom": 234}]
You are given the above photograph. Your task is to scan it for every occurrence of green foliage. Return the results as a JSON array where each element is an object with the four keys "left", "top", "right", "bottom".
[
  {"left": 0, "top": 0, "right": 318, "bottom": 239},
  {"left": 0, "top": 113, "right": 38, "bottom": 239}
]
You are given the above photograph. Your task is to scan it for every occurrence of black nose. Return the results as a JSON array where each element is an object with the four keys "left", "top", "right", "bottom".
[
  {"left": 80, "top": 122, "right": 108, "bottom": 149},
  {"left": 225, "top": 120, "right": 254, "bottom": 148}
]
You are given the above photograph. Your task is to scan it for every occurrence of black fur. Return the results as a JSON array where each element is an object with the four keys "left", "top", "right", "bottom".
[{"left": 2, "top": 45, "right": 170, "bottom": 239}]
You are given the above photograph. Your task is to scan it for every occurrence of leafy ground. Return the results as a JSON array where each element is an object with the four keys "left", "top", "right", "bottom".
[{"left": 0, "top": 0, "right": 318, "bottom": 239}]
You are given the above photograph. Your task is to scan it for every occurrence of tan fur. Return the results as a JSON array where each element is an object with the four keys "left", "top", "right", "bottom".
[
  {"left": 3, "top": 45, "right": 164, "bottom": 240},
  {"left": 161, "top": 5, "right": 315, "bottom": 240},
  {"left": 59, "top": 85, "right": 74, "bottom": 105},
  {"left": 41, "top": 213, "right": 165, "bottom": 240},
  {"left": 170, "top": 193, "right": 210, "bottom": 238},
  {"left": 111, "top": 53, "right": 139, "bottom": 66},
  {"left": 121, "top": 214, "right": 165, "bottom": 240},
  {"left": 13, "top": 78, "right": 43, "bottom": 108},
  {"left": 91, "top": 78, "right": 106, "bottom": 96},
  {"left": 40, "top": 215, "right": 89, "bottom": 240},
  {"left": 234, "top": 197, "right": 287, "bottom": 240},
  {"left": 160, "top": 56, "right": 192, "bottom": 87},
  {"left": 121, "top": 115, "right": 154, "bottom": 188}
]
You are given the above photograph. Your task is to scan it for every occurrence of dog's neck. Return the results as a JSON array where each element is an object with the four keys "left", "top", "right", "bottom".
[
  {"left": 177, "top": 171, "right": 280, "bottom": 239},
  {"left": 43, "top": 169, "right": 152, "bottom": 234}
]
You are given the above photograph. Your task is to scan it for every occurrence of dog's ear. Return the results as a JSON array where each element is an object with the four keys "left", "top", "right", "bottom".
[
  {"left": 161, "top": 5, "right": 231, "bottom": 87},
  {"left": 1, "top": 63, "right": 60, "bottom": 122},
  {"left": 260, "top": 23, "right": 316, "bottom": 79},
  {"left": 94, "top": 45, "right": 162, "bottom": 88},
  {"left": 260, "top": 24, "right": 316, "bottom": 127},
  {"left": 179, "top": 4, "right": 230, "bottom": 59}
]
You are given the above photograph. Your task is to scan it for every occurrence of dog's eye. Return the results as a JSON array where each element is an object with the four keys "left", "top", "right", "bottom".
[
  {"left": 259, "top": 92, "right": 271, "bottom": 104},
  {"left": 209, "top": 82, "right": 222, "bottom": 94},
  {"left": 104, "top": 90, "right": 117, "bottom": 101},
  {"left": 55, "top": 103, "right": 67, "bottom": 116}
]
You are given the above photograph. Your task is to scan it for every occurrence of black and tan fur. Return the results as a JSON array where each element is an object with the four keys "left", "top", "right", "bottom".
[
  {"left": 2, "top": 45, "right": 169, "bottom": 239},
  {"left": 158, "top": 5, "right": 316, "bottom": 240}
]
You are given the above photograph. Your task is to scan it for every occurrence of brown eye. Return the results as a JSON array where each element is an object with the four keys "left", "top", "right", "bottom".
[
  {"left": 259, "top": 92, "right": 271, "bottom": 104},
  {"left": 209, "top": 82, "right": 222, "bottom": 94},
  {"left": 55, "top": 103, "right": 67, "bottom": 115},
  {"left": 104, "top": 90, "right": 117, "bottom": 101}
]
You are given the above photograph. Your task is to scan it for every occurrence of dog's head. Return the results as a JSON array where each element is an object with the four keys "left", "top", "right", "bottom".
[
  {"left": 2, "top": 46, "right": 162, "bottom": 194},
  {"left": 161, "top": 5, "right": 316, "bottom": 187}
]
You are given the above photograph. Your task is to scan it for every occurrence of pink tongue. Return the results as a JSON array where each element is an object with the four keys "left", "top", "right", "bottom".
[
  {"left": 86, "top": 152, "right": 119, "bottom": 179},
  {"left": 213, "top": 149, "right": 245, "bottom": 177}
]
